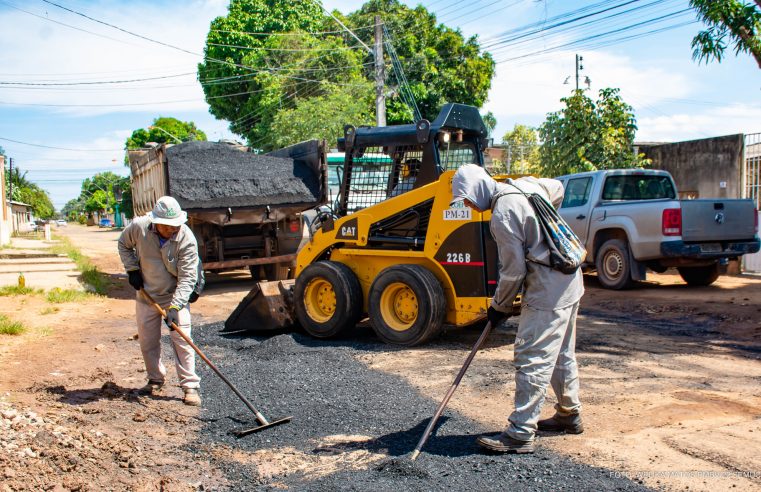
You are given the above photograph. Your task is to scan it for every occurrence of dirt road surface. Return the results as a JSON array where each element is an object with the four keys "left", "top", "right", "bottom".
[{"left": 0, "top": 224, "right": 759, "bottom": 491}]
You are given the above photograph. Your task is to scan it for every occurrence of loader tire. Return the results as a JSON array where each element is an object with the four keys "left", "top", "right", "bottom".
[
  {"left": 595, "top": 239, "right": 633, "bottom": 290},
  {"left": 677, "top": 264, "right": 720, "bottom": 286},
  {"left": 368, "top": 264, "right": 445, "bottom": 346},
  {"left": 294, "top": 261, "right": 362, "bottom": 338}
]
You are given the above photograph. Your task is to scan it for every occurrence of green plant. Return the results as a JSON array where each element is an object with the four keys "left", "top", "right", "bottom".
[
  {"left": 0, "top": 314, "right": 26, "bottom": 335},
  {"left": 0, "top": 285, "right": 41, "bottom": 296},
  {"left": 39, "top": 307, "right": 60, "bottom": 315},
  {"left": 46, "top": 288, "right": 93, "bottom": 304}
]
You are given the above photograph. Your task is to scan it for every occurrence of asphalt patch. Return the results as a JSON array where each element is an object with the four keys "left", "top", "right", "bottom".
[
  {"left": 185, "top": 324, "right": 650, "bottom": 491},
  {"left": 165, "top": 141, "right": 321, "bottom": 210}
]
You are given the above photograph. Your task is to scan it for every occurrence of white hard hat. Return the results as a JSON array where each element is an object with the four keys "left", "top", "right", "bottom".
[{"left": 149, "top": 196, "right": 187, "bottom": 226}]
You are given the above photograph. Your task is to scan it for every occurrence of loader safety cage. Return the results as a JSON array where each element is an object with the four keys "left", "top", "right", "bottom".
[{"left": 335, "top": 103, "right": 489, "bottom": 216}]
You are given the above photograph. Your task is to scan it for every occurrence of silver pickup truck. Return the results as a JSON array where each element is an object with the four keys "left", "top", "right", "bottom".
[{"left": 555, "top": 169, "right": 760, "bottom": 289}]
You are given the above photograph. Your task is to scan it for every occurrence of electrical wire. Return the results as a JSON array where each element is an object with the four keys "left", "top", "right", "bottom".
[{"left": 0, "top": 136, "right": 122, "bottom": 152}]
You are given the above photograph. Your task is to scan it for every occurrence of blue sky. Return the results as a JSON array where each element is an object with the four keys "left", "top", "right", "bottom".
[{"left": 0, "top": 0, "right": 759, "bottom": 210}]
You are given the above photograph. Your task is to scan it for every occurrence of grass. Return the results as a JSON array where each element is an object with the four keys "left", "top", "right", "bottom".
[
  {"left": 39, "top": 307, "right": 60, "bottom": 315},
  {"left": 50, "top": 237, "right": 109, "bottom": 295},
  {"left": 0, "top": 285, "right": 42, "bottom": 296},
  {"left": 46, "top": 288, "right": 93, "bottom": 304},
  {"left": 0, "top": 314, "right": 26, "bottom": 335}
]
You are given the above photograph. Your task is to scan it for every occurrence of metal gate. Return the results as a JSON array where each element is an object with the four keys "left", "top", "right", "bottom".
[{"left": 744, "top": 133, "right": 761, "bottom": 273}]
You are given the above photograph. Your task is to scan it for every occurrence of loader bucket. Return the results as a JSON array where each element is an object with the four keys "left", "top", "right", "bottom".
[{"left": 223, "top": 280, "right": 296, "bottom": 333}]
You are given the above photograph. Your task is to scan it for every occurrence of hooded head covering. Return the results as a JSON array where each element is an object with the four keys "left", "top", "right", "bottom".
[
  {"left": 450, "top": 164, "right": 497, "bottom": 211},
  {"left": 537, "top": 178, "right": 564, "bottom": 208}
]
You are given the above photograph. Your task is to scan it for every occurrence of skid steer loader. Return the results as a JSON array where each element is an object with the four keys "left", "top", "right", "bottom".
[{"left": 224, "top": 103, "right": 520, "bottom": 346}]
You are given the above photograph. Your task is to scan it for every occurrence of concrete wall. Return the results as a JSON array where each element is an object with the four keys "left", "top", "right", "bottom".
[{"left": 637, "top": 134, "right": 744, "bottom": 199}]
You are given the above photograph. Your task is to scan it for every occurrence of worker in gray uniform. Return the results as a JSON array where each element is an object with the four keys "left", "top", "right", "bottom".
[
  {"left": 451, "top": 164, "right": 585, "bottom": 454},
  {"left": 118, "top": 196, "right": 203, "bottom": 406}
]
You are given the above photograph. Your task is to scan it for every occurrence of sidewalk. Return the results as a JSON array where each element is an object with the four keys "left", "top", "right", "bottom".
[{"left": 0, "top": 237, "right": 82, "bottom": 290}]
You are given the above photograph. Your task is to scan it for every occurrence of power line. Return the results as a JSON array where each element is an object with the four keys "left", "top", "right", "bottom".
[
  {"left": 0, "top": 72, "right": 196, "bottom": 86},
  {"left": 209, "top": 25, "right": 375, "bottom": 36},
  {"left": 0, "top": 136, "right": 121, "bottom": 152}
]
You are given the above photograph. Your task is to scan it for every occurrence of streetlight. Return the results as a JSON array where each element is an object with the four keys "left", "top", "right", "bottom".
[{"left": 148, "top": 125, "right": 182, "bottom": 143}]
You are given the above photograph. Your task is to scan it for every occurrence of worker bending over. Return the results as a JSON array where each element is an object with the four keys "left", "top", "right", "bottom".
[
  {"left": 118, "top": 196, "right": 203, "bottom": 406},
  {"left": 451, "top": 164, "right": 584, "bottom": 454}
]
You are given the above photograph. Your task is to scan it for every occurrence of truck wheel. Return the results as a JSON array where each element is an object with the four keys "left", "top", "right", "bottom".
[
  {"left": 677, "top": 264, "right": 720, "bottom": 286},
  {"left": 266, "top": 263, "right": 290, "bottom": 281},
  {"left": 596, "top": 239, "right": 633, "bottom": 290},
  {"left": 294, "top": 261, "right": 362, "bottom": 338},
  {"left": 368, "top": 264, "right": 445, "bottom": 346}
]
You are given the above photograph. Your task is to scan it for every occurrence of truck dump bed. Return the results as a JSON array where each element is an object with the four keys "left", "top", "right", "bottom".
[{"left": 129, "top": 140, "right": 327, "bottom": 226}]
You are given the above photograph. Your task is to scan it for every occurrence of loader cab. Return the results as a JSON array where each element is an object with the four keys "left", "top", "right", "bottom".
[{"left": 334, "top": 103, "right": 489, "bottom": 217}]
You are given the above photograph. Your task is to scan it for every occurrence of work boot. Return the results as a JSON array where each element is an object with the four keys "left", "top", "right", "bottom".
[
  {"left": 183, "top": 388, "right": 201, "bottom": 406},
  {"left": 537, "top": 413, "right": 584, "bottom": 434},
  {"left": 476, "top": 432, "right": 535, "bottom": 454},
  {"left": 137, "top": 380, "right": 164, "bottom": 395}
]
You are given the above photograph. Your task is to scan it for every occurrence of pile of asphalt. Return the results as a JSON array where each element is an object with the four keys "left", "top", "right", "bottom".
[
  {"left": 165, "top": 141, "right": 321, "bottom": 210},
  {"left": 186, "top": 325, "right": 648, "bottom": 491}
]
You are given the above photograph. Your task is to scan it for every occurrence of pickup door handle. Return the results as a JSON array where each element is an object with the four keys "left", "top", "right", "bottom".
[{"left": 576, "top": 214, "right": 586, "bottom": 220}]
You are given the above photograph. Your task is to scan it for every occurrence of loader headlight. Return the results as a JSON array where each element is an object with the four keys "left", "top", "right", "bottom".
[{"left": 438, "top": 132, "right": 451, "bottom": 145}]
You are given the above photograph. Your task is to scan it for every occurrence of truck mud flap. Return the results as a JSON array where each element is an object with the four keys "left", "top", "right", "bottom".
[{"left": 223, "top": 280, "right": 296, "bottom": 333}]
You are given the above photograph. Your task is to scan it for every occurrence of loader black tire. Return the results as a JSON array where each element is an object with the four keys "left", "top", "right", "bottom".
[
  {"left": 368, "top": 264, "right": 445, "bottom": 346},
  {"left": 677, "top": 263, "right": 720, "bottom": 286},
  {"left": 595, "top": 239, "right": 633, "bottom": 290},
  {"left": 294, "top": 261, "right": 362, "bottom": 338}
]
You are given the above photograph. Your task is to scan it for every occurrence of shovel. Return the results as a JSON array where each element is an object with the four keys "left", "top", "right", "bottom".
[
  {"left": 410, "top": 321, "right": 494, "bottom": 461},
  {"left": 140, "top": 290, "right": 292, "bottom": 436}
]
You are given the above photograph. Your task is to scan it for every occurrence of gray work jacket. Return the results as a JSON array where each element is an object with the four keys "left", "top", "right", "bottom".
[
  {"left": 490, "top": 180, "right": 584, "bottom": 312},
  {"left": 118, "top": 216, "right": 199, "bottom": 308}
]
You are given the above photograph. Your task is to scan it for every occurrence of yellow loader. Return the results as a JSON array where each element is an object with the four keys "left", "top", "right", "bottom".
[{"left": 225, "top": 103, "right": 519, "bottom": 346}]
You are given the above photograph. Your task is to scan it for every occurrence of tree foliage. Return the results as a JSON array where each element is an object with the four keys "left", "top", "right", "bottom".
[
  {"left": 502, "top": 124, "right": 540, "bottom": 174},
  {"left": 346, "top": 0, "right": 495, "bottom": 124},
  {"left": 689, "top": 0, "right": 761, "bottom": 68},
  {"left": 65, "top": 173, "right": 133, "bottom": 221},
  {"left": 124, "top": 117, "right": 207, "bottom": 164},
  {"left": 5, "top": 167, "right": 55, "bottom": 219},
  {"left": 198, "top": 0, "right": 495, "bottom": 149},
  {"left": 538, "top": 89, "right": 650, "bottom": 177}
]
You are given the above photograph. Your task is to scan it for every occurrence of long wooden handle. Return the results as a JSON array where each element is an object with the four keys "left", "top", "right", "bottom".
[
  {"left": 410, "top": 321, "right": 494, "bottom": 461},
  {"left": 139, "top": 290, "right": 270, "bottom": 425}
]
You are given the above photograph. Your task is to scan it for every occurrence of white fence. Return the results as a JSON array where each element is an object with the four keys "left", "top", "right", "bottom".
[{"left": 744, "top": 133, "right": 761, "bottom": 273}]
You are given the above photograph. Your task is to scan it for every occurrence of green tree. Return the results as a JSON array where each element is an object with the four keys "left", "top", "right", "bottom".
[
  {"left": 538, "top": 89, "right": 650, "bottom": 177},
  {"left": 198, "top": 0, "right": 365, "bottom": 149},
  {"left": 124, "top": 117, "right": 207, "bottom": 163},
  {"left": 482, "top": 112, "right": 497, "bottom": 138},
  {"left": 690, "top": 0, "right": 761, "bottom": 68},
  {"left": 269, "top": 83, "right": 374, "bottom": 148},
  {"left": 5, "top": 166, "right": 55, "bottom": 218},
  {"left": 502, "top": 124, "right": 540, "bottom": 174},
  {"left": 346, "top": 0, "right": 495, "bottom": 124}
]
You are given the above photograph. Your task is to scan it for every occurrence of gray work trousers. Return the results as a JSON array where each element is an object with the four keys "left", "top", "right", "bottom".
[
  {"left": 506, "top": 302, "right": 581, "bottom": 442},
  {"left": 135, "top": 301, "right": 200, "bottom": 389}
]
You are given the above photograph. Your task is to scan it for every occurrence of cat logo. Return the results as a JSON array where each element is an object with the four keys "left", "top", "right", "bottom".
[{"left": 336, "top": 218, "right": 359, "bottom": 240}]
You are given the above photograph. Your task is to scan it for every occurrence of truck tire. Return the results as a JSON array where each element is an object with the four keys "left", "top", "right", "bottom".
[
  {"left": 677, "top": 264, "right": 720, "bottom": 286},
  {"left": 596, "top": 239, "right": 633, "bottom": 290},
  {"left": 266, "top": 263, "right": 290, "bottom": 281},
  {"left": 294, "top": 261, "right": 362, "bottom": 338},
  {"left": 368, "top": 264, "right": 445, "bottom": 346}
]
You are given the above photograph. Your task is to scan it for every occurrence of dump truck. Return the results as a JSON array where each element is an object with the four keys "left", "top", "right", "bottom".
[
  {"left": 128, "top": 139, "right": 328, "bottom": 279},
  {"left": 226, "top": 103, "right": 522, "bottom": 346}
]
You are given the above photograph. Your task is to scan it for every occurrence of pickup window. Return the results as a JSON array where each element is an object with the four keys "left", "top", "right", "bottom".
[
  {"left": 602, "top": 175, "right": 676, "bottom": 201},
  {"left": 561, "top": 177, "right": 592, "bottom": 208}
]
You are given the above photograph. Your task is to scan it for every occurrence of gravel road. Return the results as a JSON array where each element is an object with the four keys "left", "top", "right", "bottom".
[{"left": 188, "top": 325, "right": 650, "bottom": 491}]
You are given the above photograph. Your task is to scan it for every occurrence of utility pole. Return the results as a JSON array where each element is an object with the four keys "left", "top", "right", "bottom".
[
  {"left": 575, "top": 54, "right": 583, "bottom": 91},
  {"left": 374, "top": 15, "right": 386, "bottom": 127}
]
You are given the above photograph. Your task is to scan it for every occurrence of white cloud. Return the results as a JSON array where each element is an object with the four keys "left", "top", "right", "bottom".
[
  {"left": 637, "top": 104, "right": 761, "bottom": 142},
  {"left": 0, "top": 0, "right": 228, "bottom": 116}
]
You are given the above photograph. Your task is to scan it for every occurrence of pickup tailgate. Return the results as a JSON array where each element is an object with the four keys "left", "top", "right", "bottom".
[{"left": 681, "top": 199, "right": 757, "bottom": 242}]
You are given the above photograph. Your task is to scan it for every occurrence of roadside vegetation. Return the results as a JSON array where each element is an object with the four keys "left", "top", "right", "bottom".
[
  {"left": 50, "top": 236, "right": 109, "bottom": 295},
  {"left": 46, "top": 288, "right": 92, "bottom": 304},
  {"left": 0, "top": 314, "right": 26, "bottom": 335},
  {"left": 0, "top": 285, "right": 41, "bottom": 296}
]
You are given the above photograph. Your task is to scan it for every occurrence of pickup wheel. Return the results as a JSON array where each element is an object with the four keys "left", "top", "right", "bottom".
[
  {"left": 596, "top": 239, "right": 634, "bottom": 290},
  {"left": 294, "top": 261, "right": 363, "bottom": 338},
  {"left": 677, "top": 264, "right": 720, "bottom": 286},
  {"left": 368, "top": 265, "right": 445, "bottom": 346}
]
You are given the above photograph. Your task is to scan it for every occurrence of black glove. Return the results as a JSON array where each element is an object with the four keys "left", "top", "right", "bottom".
[
  {"left": 487, "top": 306, "right": 508, "bottom": 327},
  {"left": 165, "top": 306, "right": 180, "bottom": 330},
  {"left": 188, "top": 291, "right": 199, "bottom": 303},
  {"left": 127, "top": 270, "right": 143, "bottom": 290}
]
